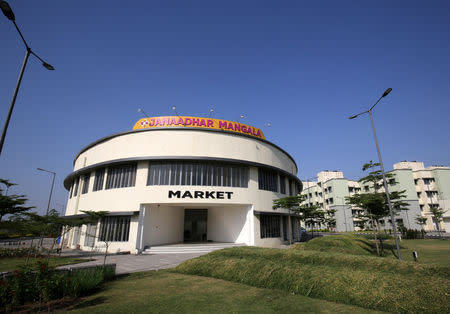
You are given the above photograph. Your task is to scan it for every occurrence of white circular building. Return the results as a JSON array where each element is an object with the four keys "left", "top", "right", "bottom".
[{"left": 64, "top": 116, "right": 302, "bottom": 253}]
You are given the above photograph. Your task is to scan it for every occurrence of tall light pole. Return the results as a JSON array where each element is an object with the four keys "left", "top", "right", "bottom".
[
  {"left": 0, "top": 1, "right": 54, "bottom": 155},
  {"left": 349, "top": 88, "right": 402, "bottom": 260},
  {"left": 37, "top": 168, "right": 56, "bottom": 216}
]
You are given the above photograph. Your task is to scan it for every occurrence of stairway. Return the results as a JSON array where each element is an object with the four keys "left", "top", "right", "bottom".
[{"left": 142, "top": 242, "right": 246, "bottom": 254}]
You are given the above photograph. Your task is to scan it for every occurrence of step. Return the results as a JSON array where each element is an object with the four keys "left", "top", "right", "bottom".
[{"left": 142, "top": 243, "right": 245, "bottom": 254}]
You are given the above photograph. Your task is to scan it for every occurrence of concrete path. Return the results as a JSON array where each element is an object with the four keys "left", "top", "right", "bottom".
[{"left": 57, "top": 252, "right": 206, "bottom": 275}]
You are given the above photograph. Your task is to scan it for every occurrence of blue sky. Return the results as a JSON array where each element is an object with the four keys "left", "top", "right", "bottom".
[{"left": 1, "top": 0, "right": 449, "bottom": 215}]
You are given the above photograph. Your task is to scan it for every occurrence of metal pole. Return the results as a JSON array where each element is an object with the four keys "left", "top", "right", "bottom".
[
  {"left": 46, "top": 172, "right": 56, "bottom": 215},
  {"left": 368, "top": 110, "right": 402, "bottom": 260},
  {"left": 0, "top": 48, "right": 30, "bottom": 155}
]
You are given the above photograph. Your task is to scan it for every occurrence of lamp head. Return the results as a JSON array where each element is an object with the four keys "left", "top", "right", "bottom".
[
  {"left": 42, "top": 62, "right": 54, "bottom": 71},
  {"left": 0, "top": 1, "right": 15, "bottom": 21},
  {"left": 349, "top": 115, "right": 358, "bottom": 120},
  {"left": 138, "top": 108, "right": 142, "bottom": 113},
  {"left": 210, "top": 109, "right": 214, "bottom": 113},
  {"left": 37, "top": 167, "right": 44, "bottom": 171},
  {"left": 382, "top": 88, "right": 392, "bottom": 97},
  {"left": 172, "top": 106, "right": 176, "bottom": 111}
]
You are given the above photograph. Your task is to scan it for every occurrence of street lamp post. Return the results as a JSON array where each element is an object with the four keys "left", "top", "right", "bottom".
[
  {"left": 0, "top": 1, "right": 54, "bottom": 155},
  {"left": 349, "top": 88, "right": 402, "bottom": 260},
  {"left": 37, "top": 168, "right": 56, "bottom": 216}
]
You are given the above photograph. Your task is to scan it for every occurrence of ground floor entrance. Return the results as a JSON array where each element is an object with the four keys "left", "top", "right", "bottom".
[
  {"left": 139, "top": 204, "right": 252, "bottom": 248},
  {"left": 184, "top": 209, "right": 208, "bottom": 242}
]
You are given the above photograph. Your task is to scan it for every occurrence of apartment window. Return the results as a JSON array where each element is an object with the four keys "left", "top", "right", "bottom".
[
  {"left": 93, "top": 168, "right": 105, "bottom": 191},
  {"left": 81, "top": 174, "right": 90, "bottom": 194},
  {"left": 364, "top": 186, "right": 369, "bottom": 192},
  {"left": 420, "top": 205, "right": 424, "bottom": 211},
  {"left": 315, "top": 192, "right": 318, "bottom": 196},
  {"left": 99, "top": 216, "right": 131, "bottom": 242},
  {"left": 417, "top": 192, "right": 421, "bottom": 198},
  {"left": 326, "top": 199, "right": 329, "bottom": 205},
  {"left": 73, "top": 177, "right": 80, "bottom": 197},
  {"left": 379, "top": 220, "right": 385, "bottom": 226},
  {"left": 309, "top": 193, "right": 312, "bottom": 198},
  {"left": 105, "top": 163, "right": 137, "bottom": 189},
  {"left": 348, "top": 187, "right": 354, "bottom": 192},
  {"left": 423, "top": 178, "right": 435, "bottom": 185},
  {"left": 319, "top": 192, "right": 323, "bottom": 197},
  {"left": 328, "top": 187, "right": 332, "bottom": 193},
  {"left": 260, "top": 214, "right": 281, "bottom": 238},
  {"left": 414, "top": 179, "right": 419, "bottom": 185},
  {"left": 329, "top": 198, "right": 334, "bottom": 204},
  {"left": 259, "top": 168, "right": 278, "bottom": 192},
  {"left": 280, "top": 174, "right": 286, "bottom": 194},
  {"left": 147, "top": 161, "right": 249, "bottom": 188},
  {"left": 388, "top": 178, "right": 395, "bottom": 185}
]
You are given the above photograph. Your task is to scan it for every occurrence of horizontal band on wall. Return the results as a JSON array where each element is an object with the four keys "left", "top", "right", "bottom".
[
  {"left": 64, "top": 156, "right": 302, "bottom": 190},
  {"left": 72, "top": 127, "right": 298, "bottom": 173},
  {"left": 64, "top": 211, "right": 140, "bottom": 219}
]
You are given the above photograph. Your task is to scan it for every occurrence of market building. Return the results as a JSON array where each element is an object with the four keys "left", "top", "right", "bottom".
[{"left": 63, "top": 116, "right": 303, "bottom": 253}]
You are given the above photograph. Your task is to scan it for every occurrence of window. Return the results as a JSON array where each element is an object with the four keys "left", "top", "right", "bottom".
[
  {"left": 289, "top": 179, "right": 299, "bottom": 196},
  {"left": 423, "top": 178, "right": 435, "bottom": 185},
  {"left": 81, "top": 174, "right": 90, "bottom": 194},
  {"left": 280, "top": 174, "right": 286, "bottom": 194},
  {"left": 93, "top": 168, "right": 105, "bottom": 191},
  {"left": 329, "top": 198, "right": 334, "bottom": 204},
  {"left": 318, "top": 192, "right": 323, "bottom": 197},
  {"left": 388, "top": 178, "right": 395, "bottom": 185},
  {"left": 260, "top": 214, "right": 281, "bottom": 238},
  {"left": 414, "top": 179, "right": 419, "bottom": 185},
  {"left": 328, "top": 187, "right": 332, "bottom": 193},
  {"left": 99, "top": 216, "right": 131, "bottom": 242},
  {"left": 364, "top": 186, "right": 369, "bottom": 192},
  {"left": 348, "top": 187, "right": 354, "bottom": 192},
  {"left": 420, "top": 205, "right": 424, "bottom": 211},
  {"left": 315, "top": 192, "right": 318, "bottom": 196},
  {"left": 258, "top": 168, "right": 278, "bottom": 192},
  {"left": 72, "top": 226, "right": 81, "bottom": 245},
  {"left": 308, "top": 193, "right": 312, "bottom": 198},
  {"left": 73, "top": 177, "right": 80, "bottom": 197},
  {"left": 105, "top": 163, "right": 137, "bottom": 189},
  {"left": 147, "top": 161, "right": 249, "bottom": 188},
  {"left": 84, "top": 223, "right": 97, "bottom": 247},
  {"left": 417, "top": 192, "right": 421, "bottom": 198}
]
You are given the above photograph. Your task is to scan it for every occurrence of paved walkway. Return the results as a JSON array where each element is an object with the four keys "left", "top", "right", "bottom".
[{"left": 57, "top": 252, "right": 206, "bottom": 275}]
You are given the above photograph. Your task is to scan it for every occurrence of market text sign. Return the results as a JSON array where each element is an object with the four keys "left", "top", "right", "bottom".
[
  {"left": 133, "top": 116, "right": 265, "bottom": 140},
  {"left": 168, "top": 190, "right": 233, "bottom": 199}
]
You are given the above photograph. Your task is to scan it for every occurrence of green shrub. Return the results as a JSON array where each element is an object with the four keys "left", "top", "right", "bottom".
[
  {"left": 0, "top": 262, "right": 116, "bottom": 311},
  {"left": 173, "top": 247, "right": 450, "bottom": 313},
  {"left": 294, "top": 235, "right": 377, "bottom": 256}
]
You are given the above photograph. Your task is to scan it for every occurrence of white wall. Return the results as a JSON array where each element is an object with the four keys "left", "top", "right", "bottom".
[
  {"left": 143, "top": 205, "right": 184, "bottom": 246},
  {"left": 207, "top": 205, "right": 252, "bottom": 244}
]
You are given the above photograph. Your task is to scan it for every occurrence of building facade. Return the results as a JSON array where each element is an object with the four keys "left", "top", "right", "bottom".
[
  {"left": 63, "top": 116, "right": 303, "bottom": 253},
  {"left": 301, "top": 161, "right": 450, "bottom": 233}
]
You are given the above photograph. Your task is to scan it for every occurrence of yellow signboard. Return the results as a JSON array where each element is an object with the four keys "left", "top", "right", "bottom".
[{"left": 133, "top": 116, "right": 265, "bottom": 140}]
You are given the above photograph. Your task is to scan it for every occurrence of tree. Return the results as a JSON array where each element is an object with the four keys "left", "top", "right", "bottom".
[
  {"left": 415, "top": 215, "right": 427, "bottom": 239},
  {"left": 0, "top": 179, "right": 34, "bottom": 222},
  {"left": 324, "top": 209, "right": 336, "bottom": 231},
  {"left": 346, "top": 161, "right": 408, "bottom": 255},
  {"left": 273, "top": 194, "right": 318, "bottom": 243},
  {"left": 430, "top": 207, "right": 445, "bottom": 239}
]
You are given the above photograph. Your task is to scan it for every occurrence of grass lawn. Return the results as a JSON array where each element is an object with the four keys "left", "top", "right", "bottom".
[
  {"left": 58, "top": 271, "right": 381, "bottom": 313},
  {"left": 0, "top": 256, "right": 89, "bottom": 272},
  {"left": 387, "top": 239, "right": 450, "bottom": 266}
]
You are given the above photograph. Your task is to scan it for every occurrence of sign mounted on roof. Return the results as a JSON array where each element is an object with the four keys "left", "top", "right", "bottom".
[{"left": 133, "top": 116, "right": 265, "bottom": 140}]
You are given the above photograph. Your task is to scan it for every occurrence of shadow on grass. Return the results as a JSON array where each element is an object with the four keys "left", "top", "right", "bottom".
[{"left": 70, "top": 296, "right": 108, "bottom": 310}]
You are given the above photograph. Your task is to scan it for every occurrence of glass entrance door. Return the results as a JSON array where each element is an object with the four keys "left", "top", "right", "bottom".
[{"left": 184, "top": 209, "right": 208, "bottom": 242}]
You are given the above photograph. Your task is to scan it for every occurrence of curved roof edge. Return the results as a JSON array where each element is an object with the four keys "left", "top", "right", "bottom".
[
  {"left": 72, "top": 127, "right": 299, "bottom": 173},
  {"left": 64, "top": 155, "right": 303, "bottom": 191}
]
